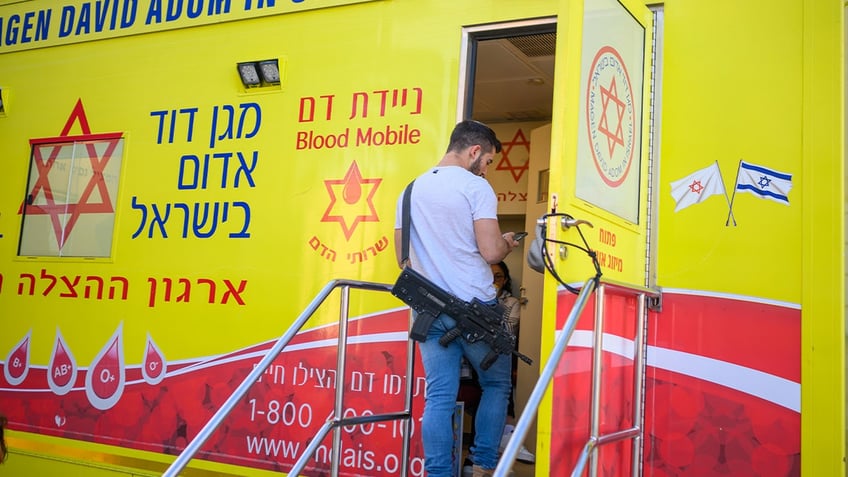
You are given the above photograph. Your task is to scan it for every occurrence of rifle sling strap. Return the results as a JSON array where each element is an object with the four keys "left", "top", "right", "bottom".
[{"left": 400, "top": 180, "right": 414, "bottom": 267}]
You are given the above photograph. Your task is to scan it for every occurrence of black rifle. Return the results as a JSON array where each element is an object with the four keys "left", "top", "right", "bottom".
[{"left": 392, "top": 267, "right": 533, "bottom": 370}]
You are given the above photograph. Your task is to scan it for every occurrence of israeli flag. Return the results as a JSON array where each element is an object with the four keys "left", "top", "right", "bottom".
[{"left": 735, "top": 161, "right": 792, "bottom": 204}]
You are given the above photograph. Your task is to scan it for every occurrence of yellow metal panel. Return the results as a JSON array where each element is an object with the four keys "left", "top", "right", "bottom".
[
  {"left": 7, "top": 430, "right": 275, "bottom": 476},
  {"left": 801, "top": 0, "right": 846, "bottom": 475},
  {"left": 659, "top": 0, "right": 804, "bottom": 301},
  {"left": 0, "top": 1, "right": 562, "bottom": 475}
]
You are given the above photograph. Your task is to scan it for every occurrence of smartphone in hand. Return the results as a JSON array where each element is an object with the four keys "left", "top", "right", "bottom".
[{"left": 512, "top": 231, "right": 528, "bottom": 241}]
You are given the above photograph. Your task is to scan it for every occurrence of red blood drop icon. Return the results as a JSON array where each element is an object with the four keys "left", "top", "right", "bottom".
[
  {"left": 52, "top": 340, "right": 73, "bottom": 386},
  {"left": 142, "top": 333, "right": 166, "bottom": 385},
  {"left": 343, "top": 171, "right": 362, "bottom": 204},
  {"left": 48, "top": 329, "right": 77, "bottom": 395},
  {"left": 92, "top": 338, "right": 120, "bottom": 400},
  {"left": 85, "top": 324, "right": 125, "bottom": 410},
  {"left": 4, "top": 331, "right": 31, "bottom": 385}
]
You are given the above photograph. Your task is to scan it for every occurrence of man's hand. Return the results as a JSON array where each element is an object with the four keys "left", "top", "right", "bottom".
[{"left": 502, "top": 231, "right": 520, "bottom": 250}]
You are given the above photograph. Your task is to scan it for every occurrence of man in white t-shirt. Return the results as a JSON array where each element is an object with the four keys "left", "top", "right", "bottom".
[{"left": 394, "top": 120, "right": 519, "bottom": 477}]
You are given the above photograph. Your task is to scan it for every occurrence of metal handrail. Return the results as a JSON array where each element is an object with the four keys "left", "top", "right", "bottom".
[
  {"left": 495, "top": 279, "right": 660, "bottom": 477},
  {"left": 162, "top": 279, "right": 411, "bottom": 477},
  {"left": 495, "top": 278, "right": 597, "bottom": 477}
]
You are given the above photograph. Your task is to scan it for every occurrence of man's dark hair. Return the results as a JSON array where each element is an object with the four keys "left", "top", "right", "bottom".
[{"left": 446, "top": 120, "right": 502, "bottom": 154}]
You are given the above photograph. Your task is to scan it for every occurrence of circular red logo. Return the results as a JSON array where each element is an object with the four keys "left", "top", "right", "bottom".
[{"left": 585, "top": 46, "right": 636, "bottom": 187}]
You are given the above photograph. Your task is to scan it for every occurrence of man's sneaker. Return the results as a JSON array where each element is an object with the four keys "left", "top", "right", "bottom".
[
  {"left": 499, "top": 424, "right": 515, "bottom": 452},
  {"left": 499, "top": 425, "right": 536, "bottom": 464},
  {"left": 471, "top": 465, "right": 494, "bottom": 477},
  {"left": 471, "top": 464, "right": 514, "bottom": 477},
  {"left": 462, "top": 457, "right": 474, "bottom": 477},
  {"left": 515, "top": 444, "right": 536, "bottom": 464}
]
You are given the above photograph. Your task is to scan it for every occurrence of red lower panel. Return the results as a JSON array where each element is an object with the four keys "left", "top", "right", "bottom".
[
  {"left": 551, "top": 290, "right": 800, "bottom": 477},
  {"left": 1, "top": 310, "right": 432, "bottom": 476}
]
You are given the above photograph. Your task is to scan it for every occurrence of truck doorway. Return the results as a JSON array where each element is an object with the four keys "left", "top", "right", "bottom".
[{"left": 457, "top": 18, "right": 556, "bottom": 472}]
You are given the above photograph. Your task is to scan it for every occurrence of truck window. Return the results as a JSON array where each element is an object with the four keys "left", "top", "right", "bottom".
[{"left": 18, "top": 135, "right": 124, "bottom": 258}]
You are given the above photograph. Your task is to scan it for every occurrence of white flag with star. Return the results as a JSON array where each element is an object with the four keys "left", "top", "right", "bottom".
[{"left": 670, "top": 162, "right": 726, "bottom": 212}]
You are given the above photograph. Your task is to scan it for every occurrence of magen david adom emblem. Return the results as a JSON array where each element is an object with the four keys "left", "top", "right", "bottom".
[{"left": 585, "top": 46, "right": 636, "bottom": 187}]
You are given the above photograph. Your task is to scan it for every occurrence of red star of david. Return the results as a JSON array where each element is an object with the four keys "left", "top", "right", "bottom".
[
  {"left": 495, "top": 129, "right": 530, "bottom": 182},
  {"left": 18, "top": 99, "right": 122, "bottom": 250},
  {"left": 321, "top": 161, "right": 382, "bottom": 241},
  {"left": 597, "top": 77, "right": 626, "bottom": 157},
  {"left": 689, "top": 180, "right": 705, "bottom": 194}
]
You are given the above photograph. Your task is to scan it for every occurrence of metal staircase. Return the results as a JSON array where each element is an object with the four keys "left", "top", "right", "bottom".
[
  {"left": 162, "top": 279, "right": 414, "bottom": 477},
  {"left": 162, "top": 276, "right": 659, "bottom": 477},
  {"left": 497, "top": 279, "right": 659, "bottom": 477}
]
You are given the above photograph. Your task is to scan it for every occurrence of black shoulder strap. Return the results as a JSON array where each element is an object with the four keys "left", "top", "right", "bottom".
[{"left": 400, "top": 180, "right": 415, "bottom": 267}]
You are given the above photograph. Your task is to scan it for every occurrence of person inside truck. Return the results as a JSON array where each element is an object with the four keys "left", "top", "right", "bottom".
[{"left": 490, "top": 261, "right": 535, "bottom": 465}]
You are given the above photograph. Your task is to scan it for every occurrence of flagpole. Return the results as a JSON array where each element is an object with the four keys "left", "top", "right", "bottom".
[{"left": 725, "top": 159, "right": 741, "bottom": 226}]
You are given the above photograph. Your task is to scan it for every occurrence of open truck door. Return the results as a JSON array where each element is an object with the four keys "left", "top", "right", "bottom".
[{"left": 533, "top": 0, "right": 655, "bottom": 475}]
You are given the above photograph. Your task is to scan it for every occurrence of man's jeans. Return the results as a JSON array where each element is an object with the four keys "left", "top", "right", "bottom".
[{"left": 418, "top": 312, "right": 512, "bottom": 476}]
